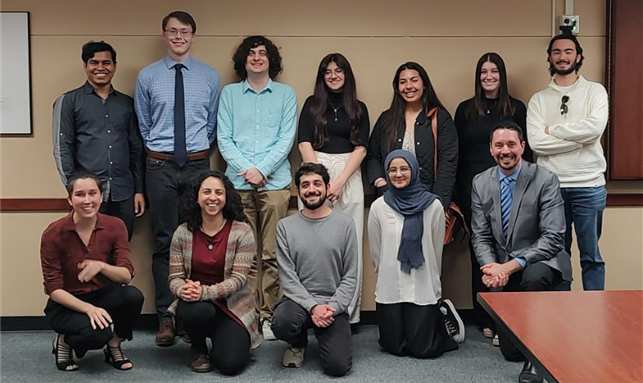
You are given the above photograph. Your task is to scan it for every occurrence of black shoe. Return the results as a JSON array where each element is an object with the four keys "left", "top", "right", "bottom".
[
  {"left": 52, "top": 334, "right": 79, "bottom": 372},
  {"left": 103, "top": 344, "right": 133, "bottom": 371},
  {"left": 519, "top": 361, "right": 543, "bottom": 383},
  {"left": 439, "top": 299, "right": 465, "bottom": 343},
  {"left": 351, "top": 324, "right": 360, "bottom": 335}
]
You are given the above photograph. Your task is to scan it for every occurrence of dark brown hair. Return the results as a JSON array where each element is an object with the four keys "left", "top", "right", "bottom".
[
  {"left": 232, "top": 35, "right": 283, "bottom": 80},
  {"left": 381, "top": 62, "right": 445, "bottom": 151},
  {"left": 465, "top": 52, "right": 515, "bottom": 120},
  {"left": 309, "top": 53, "right": 362, "bottom": 149}
]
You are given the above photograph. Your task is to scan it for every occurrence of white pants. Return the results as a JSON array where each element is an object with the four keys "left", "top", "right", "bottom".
[{"left": 298, "top": 151, "right": 364, "bottom": 324}]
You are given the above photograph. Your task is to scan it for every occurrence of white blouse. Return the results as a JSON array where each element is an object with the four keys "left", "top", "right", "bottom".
[{"left": 367, "top": 197, "right": 445, "bottom": 305}]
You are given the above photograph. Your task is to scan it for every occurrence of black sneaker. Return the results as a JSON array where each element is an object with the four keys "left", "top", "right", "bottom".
[{"left": 440, "top": 299, "right": 465, "bottom": 343}]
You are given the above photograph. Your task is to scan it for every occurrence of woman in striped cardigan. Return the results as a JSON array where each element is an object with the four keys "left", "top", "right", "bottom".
[{"left": 168, "top": 171, "right": 259, "bottom": 375}]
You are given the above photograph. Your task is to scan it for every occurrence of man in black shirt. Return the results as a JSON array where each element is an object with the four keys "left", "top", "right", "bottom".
[{"left": 52, "top": 41, "right": 145, "bottom": 240}]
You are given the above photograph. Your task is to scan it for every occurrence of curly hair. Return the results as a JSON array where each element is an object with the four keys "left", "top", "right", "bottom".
[
  {"left": 180, "top": 171, "right": 247, "bottom": 232},
  {"left": 294, "top": 163, "right": 330, "bottom": 188},
  {"left": 232, "top": 35, "right": 283, "bottom": 80}
]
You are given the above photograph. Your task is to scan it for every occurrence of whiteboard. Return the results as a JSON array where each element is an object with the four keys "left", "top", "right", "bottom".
[{"left": 0, "top": 12, "right": 32, "bottom": 135}]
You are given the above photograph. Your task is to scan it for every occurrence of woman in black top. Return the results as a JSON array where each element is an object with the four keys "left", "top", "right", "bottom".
[
  {"left": 454, "top": 52, "right": 533, "bottom": 341},
  {"left": 366, "top": 61, "right": 458, "bottom": 209},
  {"left": 297, "top": 53, "right": 370, "bottom": 325}
]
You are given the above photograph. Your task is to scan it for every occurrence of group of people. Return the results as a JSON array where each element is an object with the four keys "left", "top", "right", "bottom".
[{"left": 41, "top": 9, "right": 608, "bottom": 382}]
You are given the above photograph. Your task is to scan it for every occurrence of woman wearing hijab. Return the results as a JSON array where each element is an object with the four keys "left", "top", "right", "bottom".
[{"left": 368, "top": 150, "right": 464, "bottom": 358}]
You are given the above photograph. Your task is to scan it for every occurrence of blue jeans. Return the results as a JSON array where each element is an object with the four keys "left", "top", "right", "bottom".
[{"left": 560, "top": 186, "right": 607, "bottom": 290}]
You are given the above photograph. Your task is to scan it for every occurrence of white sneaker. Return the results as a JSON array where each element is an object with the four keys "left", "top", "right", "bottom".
[
  {"left": 492, "top": 334, "right": 500, "bottom": 347},
  {"left": 282, "top": 344, "right": 305, "bottom": 368},
  {"left": 440, "top": 299, "right": 465, "bottom": 343},
  {"left": 262, "top": 319, "right": 276, "bottom": 341}
]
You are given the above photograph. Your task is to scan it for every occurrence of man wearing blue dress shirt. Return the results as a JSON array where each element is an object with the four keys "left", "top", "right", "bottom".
[
  {"left": 217, "top": 35, "right": 297, "bottom": 341},
  {"left": 134, "top": 10, "right": 221, "bottom": 346}
]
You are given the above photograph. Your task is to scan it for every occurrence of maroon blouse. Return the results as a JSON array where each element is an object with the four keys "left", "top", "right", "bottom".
[
  {"left": 40, "top": 212, "right": 134, "bottom": 296},
  {"left": 190, "top": 220, "right": 243, "bottom": 327}
]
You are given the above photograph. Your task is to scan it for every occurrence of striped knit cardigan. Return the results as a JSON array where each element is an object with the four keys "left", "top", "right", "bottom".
[{"left": 167, "top": 221, "right": 260, "bottom": 349}]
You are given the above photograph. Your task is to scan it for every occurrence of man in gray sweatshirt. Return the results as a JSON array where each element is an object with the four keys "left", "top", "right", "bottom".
[{"left": 271, "top": 163, "right": 358, "bottom": 377}]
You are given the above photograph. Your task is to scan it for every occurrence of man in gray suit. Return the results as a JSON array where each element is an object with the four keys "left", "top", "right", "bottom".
[{"left": 471, "top": 120, "right": 572, "bottom": 383}]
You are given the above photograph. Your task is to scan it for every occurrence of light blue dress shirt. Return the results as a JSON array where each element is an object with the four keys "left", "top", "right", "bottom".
[
  {"left": 217, "top": 79, "right": 297, "bottom": 191},
  {"left": 498, "top": 163, "right": 526, "bottom": 268},
  {"left": 134, "top": 55, "right": 220, "bottom": 153}
]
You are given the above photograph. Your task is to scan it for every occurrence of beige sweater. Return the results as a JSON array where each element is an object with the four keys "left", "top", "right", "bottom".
[{"left": 527, "top": 75, "right": 608, "bottom": 188}]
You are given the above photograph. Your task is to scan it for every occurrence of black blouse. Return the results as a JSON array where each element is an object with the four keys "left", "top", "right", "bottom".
[{"left": 297, "top": 91, "right": 370, "bottom": 154}]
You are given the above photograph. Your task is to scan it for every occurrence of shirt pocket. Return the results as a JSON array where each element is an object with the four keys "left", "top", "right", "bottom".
[
  {"left": 262, "top": 107, "right": 282, "bottom": 131},
  {"left": 109, "top": 110, "right": 131, "bottom": 133}
]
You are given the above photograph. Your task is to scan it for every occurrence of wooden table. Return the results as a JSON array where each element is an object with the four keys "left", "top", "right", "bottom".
[{"left": 478, "top": 290, "right": 643, "bottom": 383}]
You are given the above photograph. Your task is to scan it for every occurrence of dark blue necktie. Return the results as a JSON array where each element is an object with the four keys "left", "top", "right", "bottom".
[
  {"left": 174, "top": 63, "right": 187, "bottom": 167},
  {"left": 500, "top": 177, "right": 515, "bottom": 237}
]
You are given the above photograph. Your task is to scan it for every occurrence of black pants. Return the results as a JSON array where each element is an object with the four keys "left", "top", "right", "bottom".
[
  {"left": 100, "top": 194, "right": 135, "bottom": 241},
  {"left": 376, "top": 302, "right": 458, "bottom": 359},
  {"left": 175, "top": 300, "right": 250, "bottom": 376},
  {"left": 497, "top": 263, "right": 562, "bottom": 362},
  {"left": 146, "top": 157, "right": 209, "bottom": 319},
  {"left": 271, "top": 297, "right": 352, "bottom": 377},
  {"left": 44, "top": 285, "right": 144, "bottom": 358}
]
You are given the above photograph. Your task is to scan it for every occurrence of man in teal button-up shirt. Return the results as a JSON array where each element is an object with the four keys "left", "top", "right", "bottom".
[{"left": 217, "top": 35, "right": 297, "bottom": 341}]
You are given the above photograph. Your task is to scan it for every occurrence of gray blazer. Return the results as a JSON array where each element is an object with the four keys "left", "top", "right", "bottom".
[{"left": 471, "top": 161, "right": 572, "bottom": 281}]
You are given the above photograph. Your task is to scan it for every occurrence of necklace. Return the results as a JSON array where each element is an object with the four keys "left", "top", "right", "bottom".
[
  {"left": 486, "top": 99, "right": 498, "bottom": 115},
  {"left": 329, "top": 102, "right": 343, "bottom": 121},
  {"left": 201, "top": 219, "right": 227, "bottom": 251}
]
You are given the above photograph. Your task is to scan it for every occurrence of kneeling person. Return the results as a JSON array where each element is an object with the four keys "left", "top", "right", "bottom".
[
  {"left": 471, "top": 121, "right": 572, "bottom": 383},
  {"left": 369, "top": 150, "right": 463, "bottom": 359},
  {"left": 40, "top": 172, "right": 144, "bottom": 372},
  {"left": 168, "top": 171, "right": 260, "bottom": 375},
  {"left": 272, "top": 163, "right": 358, "bottom": 377}
]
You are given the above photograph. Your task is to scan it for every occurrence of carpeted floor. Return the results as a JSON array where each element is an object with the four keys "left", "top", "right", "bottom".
[{"left": 1, "top": 325, "right": 536, "bottom": 382}]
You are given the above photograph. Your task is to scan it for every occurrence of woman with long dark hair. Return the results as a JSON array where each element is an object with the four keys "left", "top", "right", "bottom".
[
  {"left": 168, "top": 171, "right": 259, "bottom": 375},
  {"left": 297, "top": 53, "right": 369, "bottom": 325},
  {"left": 368, "top": 150, "right": 464, "bottom": 359},
  {"left": 366, "top": 62, "right": 458, "bottom": 210},
  {"left": 453, "top": 52, "right": 532, "bottom": 344}
]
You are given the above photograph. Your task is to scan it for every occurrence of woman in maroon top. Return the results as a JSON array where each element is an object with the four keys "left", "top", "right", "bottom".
[
  {"left": 168, "top": 171, "right": 259, "bottom": 375},
  {"left": 40, "top": 172, "right": 143, "bottom": 372}
]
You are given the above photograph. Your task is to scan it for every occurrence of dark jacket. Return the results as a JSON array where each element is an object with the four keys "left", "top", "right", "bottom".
[{"left": 366, "top": 108, "right": 458, "bottom": 207}]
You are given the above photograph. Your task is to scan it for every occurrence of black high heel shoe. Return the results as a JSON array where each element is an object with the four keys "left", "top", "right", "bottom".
[
  {"left": 103, "top": 344, "right": 132, "bottom": 371},
  {"left": 51, "top": 334, "right": 79, "bottom": 371}
]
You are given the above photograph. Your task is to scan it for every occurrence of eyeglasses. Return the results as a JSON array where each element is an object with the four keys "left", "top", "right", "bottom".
[
  {"left": 164, "top": 28, "right": 193, "bottom": 37},
  {"left": 387, "top": 167, "right": 411, "bottom": 176},
  {"left": 560, "top": 95, "right": 569, "bottom": 115},
  {"left": 324, "top": 68, "right": 344, "bottom": 77}
]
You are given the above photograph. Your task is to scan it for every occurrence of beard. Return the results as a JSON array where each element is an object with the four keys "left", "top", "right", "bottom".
[
  {"left": 496, "top": 154, "right": 518, "bottom": 171},
  {"left": 301, "top": 191, "right": 327, "bottom": 210},
  {"left": 550, "top": 59, "right": 578, "bottom": 76}
]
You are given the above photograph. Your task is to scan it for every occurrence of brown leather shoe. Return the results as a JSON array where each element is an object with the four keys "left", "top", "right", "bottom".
[
  {"left": 189, "top": 354, "right": 212, "bottom": 373},
  {"left": 155, "top": 318, "right": 176, "bottom": 347}
]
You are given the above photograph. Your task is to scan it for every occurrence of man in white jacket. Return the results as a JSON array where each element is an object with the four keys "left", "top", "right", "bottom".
[{"left": 527, "top": 33, "right": 609, "bottom": 291}]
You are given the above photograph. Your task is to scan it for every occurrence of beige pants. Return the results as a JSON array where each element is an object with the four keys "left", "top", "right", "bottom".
[
  {"left": 240, "top": 188, "right": 291, "bottom": 320},
  {"left": 298, "top": 151, "right": 364, "bottom": 323}
]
